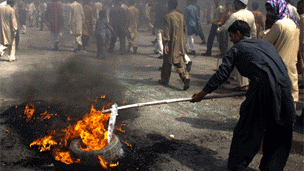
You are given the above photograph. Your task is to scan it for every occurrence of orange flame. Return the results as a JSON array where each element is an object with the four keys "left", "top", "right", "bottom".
[
  {"left": 30, "top": 135, "right": 58, "bottom": 152},
  {"left": 98, "top": 155, "right": 119, "bottom": 169},
  {"left": 53, "top": 149, "right": 80, "bottom": 165},
  {"left": 23, "top": 103, "right": 35, "bottom": 122}
]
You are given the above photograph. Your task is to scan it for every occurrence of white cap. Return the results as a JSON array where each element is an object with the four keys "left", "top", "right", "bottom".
[{"left": 239, "top": 0, "right": 248, "bottom": 5}]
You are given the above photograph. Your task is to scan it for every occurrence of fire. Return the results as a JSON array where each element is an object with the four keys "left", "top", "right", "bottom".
[
  {"left": 23, "top": 103, "right": 35, "bottom": 122},
  {"left": 98, "top": 155, "right": 119, "bottom": 169},
  {"left": 30, "top": 135, "right": 57, "bottom": 152},
  {"left": 53, "top": 148, "right": 80, "bottom": 165},
  {"left": 27, "top": 99, "right": 125, "bottom": 169}
]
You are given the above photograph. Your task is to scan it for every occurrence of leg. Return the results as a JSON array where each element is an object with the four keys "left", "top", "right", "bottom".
[
  {"left": 96, "top": 35, "right": 102, "bottom": 58},
  {"left": 54, "top": 32, "right": 61, "bottom": 50},
  {"left": 174, "top": 62, "right": 190, "bottom": 90},
  {"left": 204, "top": 24, "right": 218, "bottom": 55},
  {"left": 8, "top": 38, "right": 16, "bottom": 61},
  {"left": 160, "top": 55, "right": 172, "bottom": 84},
  {"left": 118, "top": 28, "right": 126, "bottom": 54},
  {"left": 227, "top": 86, "right": 270, "bottom": 170},
  {"left": 108, "top": 34, "right": 117, "bottom": 53},
  {"left": 155, "top": 29, "right": 163, "bottom": 55},
  {"left": 51, "top": 31, "right": 55, "bottom": 49},
  {"left": 186, "top": 35, "right": 195, "bottom": 54},
  {"left": 197, "top": 26, "right": 206, "bottom": 43},
  {"left": 259, "top": 119, "right": 293, "bottom": 171}
]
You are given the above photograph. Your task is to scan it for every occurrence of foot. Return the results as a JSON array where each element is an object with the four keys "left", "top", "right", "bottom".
[
  {"left": 201, "top": 52, "right": 211, "bottom": 56},
  {"left": 183, "top": 79, "right": 190, "bottom": 90},
  {"left": 133, "top": 47, "right": 138, "bottom": 54},
  {"left": 158, "top": 79, "right": 168, "bottom": 86},
  {"left": 186, "top": 61, "right": 192, "bottom": 72},
  {"left": 187, "top": 51, "right": 196, "bottom": 55},
  {"left": 232, "top": 86, "right": 249, "bottom": 92},
  {"left": 158, "top": 55, "right": 163, "bottom": 59}
]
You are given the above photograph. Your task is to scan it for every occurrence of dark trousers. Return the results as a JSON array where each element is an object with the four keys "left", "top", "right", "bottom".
[
  {"left": 219, "top": 31, "right": 228, "bottom": 56},
  {"left": 227, "top": 83, "right": 293, "bottom": 171},
  {"left": 197, "top": 26, "right": 205, "bottom": 41},
  {"left": 96, "top": 35, "right": 106, "bottom": 58},
  {"left": 206, "top": 24, "right": 218, "bottom": 54},
  {"left": 82, "top": 35, "right": 90, "bottom": 49},
  {"left": 109, "top": 27, "right": 126, "bottom": 54}
]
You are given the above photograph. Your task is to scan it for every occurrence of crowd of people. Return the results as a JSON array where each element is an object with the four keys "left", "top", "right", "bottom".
[{"left": 0, "top": 0, "right": 303, "bottom": 170}]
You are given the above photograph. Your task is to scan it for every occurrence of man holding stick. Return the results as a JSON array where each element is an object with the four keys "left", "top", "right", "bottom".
[{"left": 191, "top": 20, "right": 296, "bottom": 171}]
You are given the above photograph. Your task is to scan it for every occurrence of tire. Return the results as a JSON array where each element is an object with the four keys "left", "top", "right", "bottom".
[{"left": 69, "top": 134, "right": 124, "bottom": 166}]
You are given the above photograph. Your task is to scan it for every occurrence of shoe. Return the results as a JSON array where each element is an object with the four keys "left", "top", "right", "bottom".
[
  {"left": 133, "top": 47, "right": 138, "bottom": 54},
  {"left": 158, "top": 55, "right": 163, "bottom": 59},
  {"left": 154, "top": 49, "right": 160, "bottom": 54},
  {"left": 187, "top": 51, "right": 196, "bottom": 55},
  {"left": 201, "top": 52, "right": 211, "bottom": 56},
  {"left": 183, "top": 79, "right": 190, "bottom": 90},
  {"left": 158, "top": 79, "right": 168, "bottom": 86},
  {"left": 232, "top": 86, "right": 249, "bottom": 92},
  {"left": 9, "top": 58, "right": 16, "bottom": 62},
  {"left": 151, "top": 40, "right": 157, "bottom": 45},
  {"left": 186, "top": 61, "right": 192, "bottom": 72}
]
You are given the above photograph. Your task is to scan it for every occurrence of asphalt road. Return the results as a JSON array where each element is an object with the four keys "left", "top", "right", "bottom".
[{"left": 0, "top": 27, "right": 303, "bottom": 171}]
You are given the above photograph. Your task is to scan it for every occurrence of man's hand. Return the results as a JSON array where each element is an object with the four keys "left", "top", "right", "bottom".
[
  {"left": 190, "top": 90, "right": 207, "bottom": 103},
  {"left": 164, "top": 45, "right": 169, "bottom": 55}
]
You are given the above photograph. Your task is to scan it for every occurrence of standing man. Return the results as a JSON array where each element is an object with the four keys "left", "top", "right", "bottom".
[
  {"left": 126, "top": 0, "right": 139, "bottom": 54},
  {"left": 38, "top": 1, "right": 47, "bottom": 31},
  {"left": 202, "top": 0, "right": 224, "bottom": 56},
  {"left": 108, "top": 0, "right": 127, "bottom": 55},
  {"left": 262, "top": 0, "right": 300, "bottom": 107},
  {"left": 0, "top": 0, "right": 18, "bottom": 62},
  {"left": 158, "top": 0, "right": 190, "bottom": 91},
  {"left": 191, "top": 20, "right": 296, "bottom": 171},
  {"left": 69, "top": 0, "right": 85, "bottom": 52},
  {"left": 251, "top": 2, "right": 265, "bottom": 39},
  {"left": 82, "top": 0, "right": 94, "bottom": 50},
  {"left": 217, "top": 0, "right": 257, "bottom": 91},
  {"left": 184, "top": 0, "right": 201, "bottom": 55},
  {"left": 45, "top": 0, "right": 64, "bottom": 51}
]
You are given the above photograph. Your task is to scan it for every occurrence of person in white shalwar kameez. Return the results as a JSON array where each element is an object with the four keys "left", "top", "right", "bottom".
[
  {"left": 0, "top": 0, "right": 18, "bottom": 62},
  {"left": 69, "top": 0, "right": 84, "bottom": 52}
]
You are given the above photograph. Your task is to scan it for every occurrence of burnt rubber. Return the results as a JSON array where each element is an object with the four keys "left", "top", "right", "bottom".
[{"left": 69, "top": 135, "right": 124, "bottom": 166}]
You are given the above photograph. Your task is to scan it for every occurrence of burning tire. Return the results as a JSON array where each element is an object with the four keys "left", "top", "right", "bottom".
[{"left": 69, "top": 135, "right": 124, "bottom": 166}]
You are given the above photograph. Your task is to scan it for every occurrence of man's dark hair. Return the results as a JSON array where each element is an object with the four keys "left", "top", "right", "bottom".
[
  {"left": 252, "top": 2, "right": 259, "bottom": 10},
  {"left": 168, "top": 0, "right": 178, "bottom": 10},
  {"left": 235, "top": 0, "right": 247, "bottom": 8},
  {"left": 228, "top": 20, "right": 251, "bottom": 37},
  {"left": 7, "top": 0, "right": 15, "bottom": 5},
  {"left": 99, "top": 10, "right": 106, "bottom": 18},
  {"left": 129, "top": 0, "right": 135, "bottom": 6},
  {"left": 285, "top": 0, "right": 290, "bottom": 3}
]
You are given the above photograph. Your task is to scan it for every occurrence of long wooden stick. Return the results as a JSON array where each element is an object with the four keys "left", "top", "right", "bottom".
[{"left": 102, "top": 92, "right": 245, "bottom": 113}]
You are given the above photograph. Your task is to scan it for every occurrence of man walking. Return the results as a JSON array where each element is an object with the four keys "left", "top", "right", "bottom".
[
  {"left": 69, "top": 0, "right": 85, "bottom": 52},
  {"left": 158, "top": 0, "right": 190, "bottom": 91},
  {"left": 0, "top": 0, "right": 18, "bottom": 62},
  {"left": 191, "top": 20, "right": 295, "bottom": 171},
  {"left": 82, "top": 1, "right": 94, "bottom": 50},
  {"left": 45, "top": 0, "right": 64, "bottom": 51},
  {"left": 108, "top": 0, "right": 127, "bottom": 55},
  {"left": 202, "top": 0, "right": 224, "bottom": 56},
  {"left": 184, "top": 0, "right": 201, "bottom": 55},
  {"left": 126, "top": 0, "right": 139, "bottom": 54}
]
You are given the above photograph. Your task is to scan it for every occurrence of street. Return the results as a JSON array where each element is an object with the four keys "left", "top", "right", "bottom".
[{"left": 0, "top": 27, "right": 303, "bottom": 171}]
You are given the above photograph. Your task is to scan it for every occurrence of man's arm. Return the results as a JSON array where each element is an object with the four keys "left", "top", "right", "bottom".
[
  {"left": 191, "top": 47, "right": 237, "bottom": 102},
  {"left": 217, "top": 13, "right": 236, "bottom": 33},
  {"left": 262, "top": 23, "right": 280, "bottom": 45},
  {"left": 163, "top": 15, "right": 170, "bottom": 55}
]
